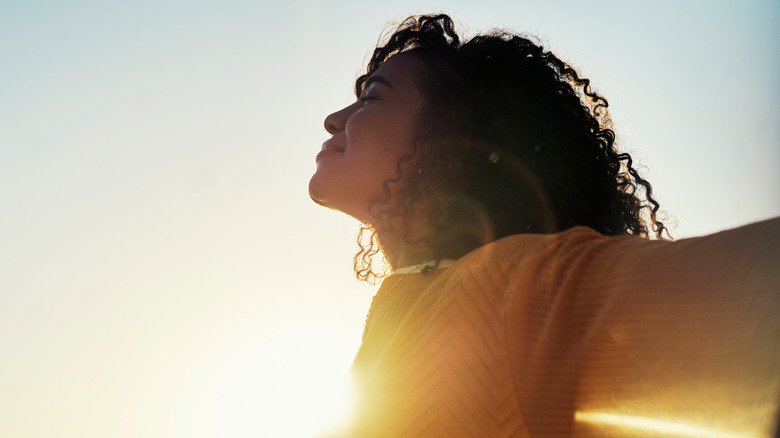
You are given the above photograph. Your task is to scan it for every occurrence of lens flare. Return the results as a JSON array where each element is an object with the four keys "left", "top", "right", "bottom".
[{"left": 575, "top": 411, "right": 753, "bottom": 438}]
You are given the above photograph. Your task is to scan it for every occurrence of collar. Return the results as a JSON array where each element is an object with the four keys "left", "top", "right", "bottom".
[{"left": 392, "top": 259, "right": 456, "bottom": 275}]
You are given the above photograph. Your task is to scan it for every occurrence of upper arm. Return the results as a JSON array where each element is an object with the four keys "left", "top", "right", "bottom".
[{"left": 505, "top": 219, "right": 780, "bottom": 437}]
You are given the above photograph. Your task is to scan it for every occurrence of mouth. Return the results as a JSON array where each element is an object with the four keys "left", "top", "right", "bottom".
[{"left": 316, "top": 140, "right": 345, "bottom": 161}]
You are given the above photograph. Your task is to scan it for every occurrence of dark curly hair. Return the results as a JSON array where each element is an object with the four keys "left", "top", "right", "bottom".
[{"left": 353, "top": 14, "right": 668, "bottom": 283}]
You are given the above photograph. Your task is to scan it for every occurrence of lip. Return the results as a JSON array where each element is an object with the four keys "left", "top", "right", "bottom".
[
  {"left": 316, "top": 140, "right": 345, "bottom": 162},
  {"left": 316, "top": 150, "right": 340, "bottom": 162}
]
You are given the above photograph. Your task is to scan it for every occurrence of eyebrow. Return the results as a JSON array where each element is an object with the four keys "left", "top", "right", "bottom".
[{"left": 364, "top": 75, "right": 393, "bottom": 89}]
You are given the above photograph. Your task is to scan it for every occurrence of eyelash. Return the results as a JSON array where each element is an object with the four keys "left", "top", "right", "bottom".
[{"left": 359, "top": 95, "right": 377, "bottom": 104}]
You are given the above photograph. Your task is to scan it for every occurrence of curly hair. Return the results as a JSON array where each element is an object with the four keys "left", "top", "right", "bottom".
[{"left": 352, "top": 14, "right": 668, "bottom": 283}]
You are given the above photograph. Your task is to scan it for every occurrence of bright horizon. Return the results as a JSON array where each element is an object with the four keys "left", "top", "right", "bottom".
[{"left": 1, "top": 1, "right": 778, "bottom": 437}]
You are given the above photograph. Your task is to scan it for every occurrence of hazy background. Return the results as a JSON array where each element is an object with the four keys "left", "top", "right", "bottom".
[{"left": 2, "top": 0, "right": 778, "bottom": 436}]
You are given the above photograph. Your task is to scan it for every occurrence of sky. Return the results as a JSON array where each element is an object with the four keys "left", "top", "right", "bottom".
[{"left": 1, "top": 1, "right": 778, "bottom": 437}]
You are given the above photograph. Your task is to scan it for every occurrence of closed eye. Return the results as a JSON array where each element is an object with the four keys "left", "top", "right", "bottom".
[
  {"left": 357, "top": 75, "right": 391, "bottom": 104},
  {"left": 358, "top": 94, "right": 378, "bottom": 104}
]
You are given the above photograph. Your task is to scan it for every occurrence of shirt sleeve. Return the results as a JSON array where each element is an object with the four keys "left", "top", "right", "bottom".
[{"left": 505, "top": 218, "right": 780, "bottom": 438}]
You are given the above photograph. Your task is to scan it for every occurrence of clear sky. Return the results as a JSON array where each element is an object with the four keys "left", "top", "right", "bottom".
[{"left": 1, "top": 1, "right": 778, "bottom": 437}]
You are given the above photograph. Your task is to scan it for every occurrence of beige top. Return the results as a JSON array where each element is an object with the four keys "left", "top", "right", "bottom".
[{"left": 326, "top": 219, "right": 780, "bottom": 437}]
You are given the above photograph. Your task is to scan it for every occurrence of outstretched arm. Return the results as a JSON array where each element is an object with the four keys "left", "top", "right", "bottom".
[{"left": 507, "top": 218, "right": 780, "bottom": 437}]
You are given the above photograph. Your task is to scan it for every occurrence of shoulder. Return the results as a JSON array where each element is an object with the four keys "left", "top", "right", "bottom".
[
  {"left": 494, "top": 217, "right": 780, "bottom": 276},
  {"left": 432, "top": 227, "right": 609, "bottom": 309},
  {"left": 441, "top": 217, "right": 780, "bottom": 307},
  {"left": 449, "top": 226, "right": 609, "bottom": 286},
  {"left": 459, "top": 226, "right": 603, "bottom": 267}
]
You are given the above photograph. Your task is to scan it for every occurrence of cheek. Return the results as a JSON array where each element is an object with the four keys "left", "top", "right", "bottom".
[
  {"left": 308, "top": 150, "right": 395, "bottom": 217},
  {"left": 348, "top": 116, "right": 416, "bottom": 181},
  {"left": 309, "top": 106, "right": 421, "bottom": 217},
  {"left": 356, "top": 110, "right": 419, "bottom": 161}
]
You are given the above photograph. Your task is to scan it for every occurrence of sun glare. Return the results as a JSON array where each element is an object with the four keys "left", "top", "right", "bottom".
[
  {"left": 202, "top": 323, "right": 357, "bottom": 437},
  {"left": 575, "top": 411, "right": 754, "bottom": 438}
]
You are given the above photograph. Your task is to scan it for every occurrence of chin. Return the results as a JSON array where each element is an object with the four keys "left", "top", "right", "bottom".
[
  {"left": 308, "top": 174, "right": 328, "bottom": 206},
  {"left": 309, "top": 178, "right": 368, "bottom": 222},
  {"left": 308, "top": 173, "right": 342, "bottom": 212}
]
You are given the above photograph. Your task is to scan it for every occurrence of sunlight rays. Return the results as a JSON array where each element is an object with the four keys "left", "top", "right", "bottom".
[
  {"left": 575, "top": 411, "right": 754, "bottom": 438},
  {"left": 202, "top": 324, "right": 357, "bottom": 438}
]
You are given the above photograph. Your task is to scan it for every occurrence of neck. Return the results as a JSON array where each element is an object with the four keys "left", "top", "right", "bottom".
[
  {"left": 369, "top": 211, "right": 438, "bottom": 271},
  {"left": 375, "top": 232, "right": 433, "bottom": 272},
  {"left": 386, "top": 245, "right": 433, "bottom": 272}
]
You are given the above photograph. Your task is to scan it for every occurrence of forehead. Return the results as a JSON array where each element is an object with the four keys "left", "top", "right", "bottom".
[{"left": 370, "top": 52, "right": 423, "bottom": 89}]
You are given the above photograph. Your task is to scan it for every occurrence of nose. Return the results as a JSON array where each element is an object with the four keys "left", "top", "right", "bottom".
[{"left": 324, "top": 104, "right": 355, "bottom": 135}]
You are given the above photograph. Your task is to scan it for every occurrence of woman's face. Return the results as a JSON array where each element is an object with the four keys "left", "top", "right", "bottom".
[{"left": 309, "top": 53, "right": 425, "bottom": 223}]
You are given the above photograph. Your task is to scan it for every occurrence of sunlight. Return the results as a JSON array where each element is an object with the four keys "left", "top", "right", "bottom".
[
  {"left": 203, "top": 323, "right": 358, "bottom": 438},
  {"left": 575, "top": 411, "right": 753, "bottom": 438}
]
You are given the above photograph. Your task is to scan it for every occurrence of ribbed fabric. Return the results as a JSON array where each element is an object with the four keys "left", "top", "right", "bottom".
[{"left": 323, "top": 219, "right": 780, "bottom": 438}]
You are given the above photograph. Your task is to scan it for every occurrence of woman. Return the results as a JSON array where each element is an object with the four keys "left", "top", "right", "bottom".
[{"left": 310, "top": 14, "right": 780, "bottom": 438}]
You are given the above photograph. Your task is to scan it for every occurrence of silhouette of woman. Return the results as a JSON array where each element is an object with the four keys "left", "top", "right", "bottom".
[{"left": 310, "top": 14, "right": 780, "bottom": 438}]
